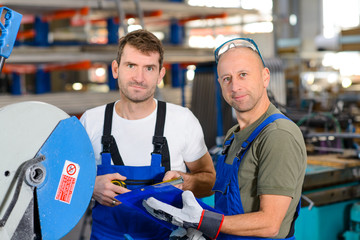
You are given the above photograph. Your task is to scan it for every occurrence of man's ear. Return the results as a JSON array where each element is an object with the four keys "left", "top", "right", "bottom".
[
  {"left": 157, "top": 67, "right": 166, "bottom": 84},
  {"left": 263, "top": 67, "right": 270, "bottom": 88},
  {"left": 111, "top": 60, "right": 119, "bottom": 79}
]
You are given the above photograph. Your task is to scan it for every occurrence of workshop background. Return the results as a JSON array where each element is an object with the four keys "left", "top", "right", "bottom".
[{"left": 2, "top": 0, "right": 360, "bottom": 239}]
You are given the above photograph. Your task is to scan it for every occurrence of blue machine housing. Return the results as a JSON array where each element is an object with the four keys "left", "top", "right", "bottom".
[
  {"left": 295, "top": 163, "right": 360, "bottom": 240},
  {"left": 35, "top": 117, "right": 96, "bottom": 240},
  {"left": 0, "top": 7, "right": 22, "bottom": 59}
]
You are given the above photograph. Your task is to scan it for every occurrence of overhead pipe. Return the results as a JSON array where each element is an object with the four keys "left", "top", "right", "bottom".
[
  {"left": 114, "top": 0, "right": 127, "bottom": 36},
  {"left": 133, "top": 0, "right": 145, "bottom": 29}
]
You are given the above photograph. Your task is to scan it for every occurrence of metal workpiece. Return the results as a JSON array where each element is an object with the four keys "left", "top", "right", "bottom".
[
  {"left": 0, "top": 101, "right": 96, "bottom": 240},
  {"left": 302, "top": 160, "right": 360, "bottom": 208},
  {"left": 302, "top": 184, "right": 360, "bottom": 208},
  {"left": 303, "top": 165, "right": 360, "bottom": 191},
  {"left": 8, "top": 45, "right": 215, "bottom": 64}
]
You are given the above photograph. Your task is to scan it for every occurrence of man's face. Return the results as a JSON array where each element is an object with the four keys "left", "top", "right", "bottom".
[
  {"left": 112, "top": 44, "right": 165, "bottom": 103},
  {"left": 217, "top": 47, "right": 269, "bottom": 114}
]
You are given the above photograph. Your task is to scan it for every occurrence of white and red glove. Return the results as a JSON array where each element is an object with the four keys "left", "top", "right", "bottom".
[{"left": 142, "top": 190, "right": 224, "bottom": 239}]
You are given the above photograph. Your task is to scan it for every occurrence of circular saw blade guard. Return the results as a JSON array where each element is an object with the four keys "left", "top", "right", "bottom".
[{"left": 0, "top": 101, "right": 96, "bottom": 239}]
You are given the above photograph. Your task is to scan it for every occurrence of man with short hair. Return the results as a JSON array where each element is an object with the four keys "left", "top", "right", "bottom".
[
  {"left": 80, "top": 29, "right": 215, "bottom": 240},
  {"left": 143, "top": 38, "right": 307, "bottom": 240}
]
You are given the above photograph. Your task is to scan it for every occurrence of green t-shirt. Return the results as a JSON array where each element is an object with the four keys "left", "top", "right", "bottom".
[{"left": 224, "top": 103, "right": 307, "bottom": 239}]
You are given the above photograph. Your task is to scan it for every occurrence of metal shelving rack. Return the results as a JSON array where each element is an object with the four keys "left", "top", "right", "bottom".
[
  {"left": 0, "top": 0, "right": 261, "bottom": 114},
  {"left": 3, "top": 0, "right": 256, "bottom": 17},
  {"left": 4, "top": 0, "right": 258, "bottom": 63},
  {"left": 8, "top": 45, "right": 215, "bottom": 64}
]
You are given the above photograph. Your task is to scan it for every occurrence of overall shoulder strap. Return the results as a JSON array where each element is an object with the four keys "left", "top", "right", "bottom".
[
  {"left": 221, "top": 134, "right": 235, "bottom": 155},
  {"left": 101, "top": 102, "right": 125, "bottom": 166},
  {"left": 237, "top": 113, "right": 291, "bottom": 160},
  {"left": 154, "top": 101, "right": 166, "bottom": 137},
  {"left": 152, "top": 101, "right": 171, "bottom": 172}
]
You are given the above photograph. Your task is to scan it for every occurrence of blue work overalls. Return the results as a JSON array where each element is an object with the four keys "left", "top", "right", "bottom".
[
  {"left": 91, "top": 101, "right": 172, "bottom": 240},
  {"left": 213, "top": 114, "right": 300, "bottom": 240}
]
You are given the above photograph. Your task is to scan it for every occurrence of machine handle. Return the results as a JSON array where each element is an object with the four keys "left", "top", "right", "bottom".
[
  {"left": 301, "top": 195, "right": 315, "bottom": 210},
  {"left": 0, "top": 155, "right": 45, "bottom": 228},
  {"left": 0, "top": 7, "right": 22, "bottom": 72}
]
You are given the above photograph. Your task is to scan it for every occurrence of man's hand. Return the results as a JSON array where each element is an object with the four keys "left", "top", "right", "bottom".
[
  {"left": 93, "top": 173, "right": 130, "bottom": 207},
  {"left": 143, "top": 190, "right": 224, "bottom": 239},
  {"left": 164, "top": 153, "right": 215, "bottom": 198},
  {"left": 163, "top": 171, "right": 184, "bottom": 190}
]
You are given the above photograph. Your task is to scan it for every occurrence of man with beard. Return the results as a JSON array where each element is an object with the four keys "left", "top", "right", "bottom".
[{"left": 80, "top": 29, "right": 215, "bottom": 240}]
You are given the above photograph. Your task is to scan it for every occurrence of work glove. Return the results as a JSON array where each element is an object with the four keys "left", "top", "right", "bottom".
[{"left": 142, "top": 190, "right": 224, "bottom": 239}]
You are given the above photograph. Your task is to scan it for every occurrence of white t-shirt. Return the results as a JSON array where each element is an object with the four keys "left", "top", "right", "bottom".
[{"left": 80, "top": 99, "right": 208, "bottom": 172}]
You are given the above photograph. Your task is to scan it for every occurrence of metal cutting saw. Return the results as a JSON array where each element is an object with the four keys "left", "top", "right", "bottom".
[{"left": 0, "top": 101, "right": 96, "bottom": 240}]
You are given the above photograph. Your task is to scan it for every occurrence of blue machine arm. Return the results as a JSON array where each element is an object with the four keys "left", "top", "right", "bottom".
[{"left": 0, "top": 7, "right": 22, "bottom": 72}]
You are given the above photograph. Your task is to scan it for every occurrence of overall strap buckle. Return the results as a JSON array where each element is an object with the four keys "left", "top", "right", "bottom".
[
  {"left": 152, "top": 136, "right": 166, "bottom": 154},
  {"left": 221, "top": 134, "right": 235, "bottom": 155},
  {"left": 101, "top": 135, "right": 113, "bottom": 153}
]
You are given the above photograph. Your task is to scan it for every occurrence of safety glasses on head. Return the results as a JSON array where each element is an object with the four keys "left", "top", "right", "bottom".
[{"left": 214, "top": 38, "right": 265, "bottom": 67}]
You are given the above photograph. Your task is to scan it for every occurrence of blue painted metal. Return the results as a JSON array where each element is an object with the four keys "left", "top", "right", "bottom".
[
  {"left": 169, "top": 19, "right": 186, "bottom": 105},
  {"left": 305, "top": 164, "right": 335, "bottom": 174},
  {"left": 35, "top": 117, "right": 96, "bottom": 239},
  {"left": 295, "top": 199, "right": 359, "bottom": 240},
  {"left": 34, "top": 16, "right": 49, "bottom": 46},
  {"left": 350, "top": 202, "right": 360, "bottom": 224},
  {"left": 0, "top": 7, "right": 22, "bottom": 59},
  {"left": 343, "top": 202, "right": 360, "bottom": 240},
  {"left": 107, "top": 17, "right": 119, "bottom": 44},
  {"left": 344, "top": 231, "right": 360, "bottom": 240},
  {"left": 108, "top": 64, "right": 118, "bottom": 90},
  {"left": 170, "top": 63, "right": 186, "bottom": 106},
  {"left": 180, "top": 67, "right": 186, "bottom": 107},
  {"left": 35, "top": 68, "right": 51, "bottom": 94},
  {"left": 214, "top": 65, "right": 224, "bottom": 141},
  {"left": 170, "top": 20, "right": 184, "bottom": 45},
  {"left": 11, "top": 72, "right": 21, "bottom": 95},
  {"left": 296, "top": 163, "right": 360, "bottom": 239},
  {"left": 200, "top": 194, "right": 215, "bottom": 208},
  {"left": 171, "top": 63, "right": 186, "bottom": 105},
  {"left": 171, "top": 63, "right": 180, "bottom": 87}
]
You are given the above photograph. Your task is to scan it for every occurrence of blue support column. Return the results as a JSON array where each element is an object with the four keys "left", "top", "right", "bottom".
[
  {"left": 11, "top": 72, "right": 22, "bottom": 95},
  {"left": 35, "top": 68, "right": 51, "bottom": 94},
  {"left": 107, "top": 18, "right": 119, "bottom": 44},
  {"left": 34, "top": 16, "right": 49, "bottom": 46},
  {"left": 15, "top": 37, "right": 22, "bottom": 47},
  {"left": 214, "top": 65, "right": 224, "bottom": 144},
  {"left": 171, "top": 63, "right": 186, "bottom": 106},
  {"left": 170, "top": 19, "right": 186, "bottom": 106},
  {"left": 171, "top": 63, "right": 181, "bottom": 88},
  {"left": 170, "top": 19, "right": 184, "bottom": 45},
  {"left": 108, "top": 64, "right": 118, "bottom": 90},
  {"left": 180, "top": 67, "right": 186, "bottom": 107}
]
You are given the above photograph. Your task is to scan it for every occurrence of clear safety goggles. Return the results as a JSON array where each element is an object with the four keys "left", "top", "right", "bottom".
[{"left": 214, "top": 38, "right": 265, "bottom": 66}]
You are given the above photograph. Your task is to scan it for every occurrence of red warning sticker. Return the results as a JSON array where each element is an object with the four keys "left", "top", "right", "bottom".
[{"left": 55, "top": 160, "right": 80, "bottom": 204}]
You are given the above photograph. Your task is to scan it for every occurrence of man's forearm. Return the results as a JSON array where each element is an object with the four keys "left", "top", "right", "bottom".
[
  {"left": 220, "top": 195, "right": 292, "bottom": 238},
  {"left": 181, "top": 170, "right": 215, "bottom": 198},
  {"left": 183, "top": 152, "right": 216, "bottom": 198},
  {"left": 221, "top": 211, "right": 279, "bottom": 237}
]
